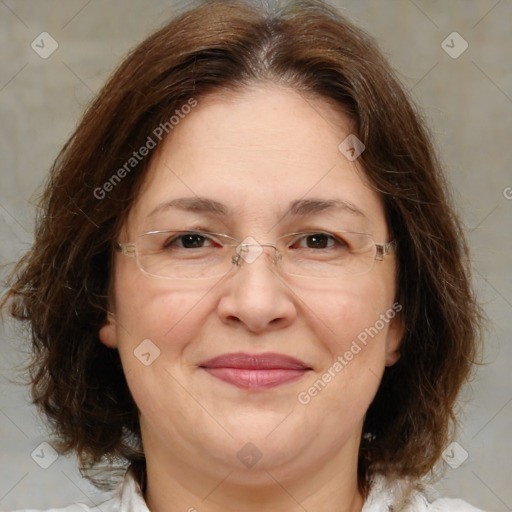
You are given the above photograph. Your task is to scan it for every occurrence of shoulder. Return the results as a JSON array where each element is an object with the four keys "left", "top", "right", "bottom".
[
  {"left": 6, "top": 500, "right": 117, "bottom": 512},
  {"left": 363, "top": 474, "right": 487, "bottom": 512},
  {"left": 5, "top": 469, "right": 147, "bottom": 512},
  {"left": 5, "top": 479, "right": 125, "bottom": 512}
]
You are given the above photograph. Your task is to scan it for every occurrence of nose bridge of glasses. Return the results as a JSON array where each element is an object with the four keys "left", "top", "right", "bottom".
[{"left": 232, "top": 237, "right": 280, "bottom": 267}]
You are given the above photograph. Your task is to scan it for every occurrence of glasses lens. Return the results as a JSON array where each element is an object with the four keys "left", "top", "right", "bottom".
[
  {"left": 136, "top": 231, "right": 235, "bottom": 279},
  {"left": 278, "top": 231, "right": 377, "bottom": 278}
]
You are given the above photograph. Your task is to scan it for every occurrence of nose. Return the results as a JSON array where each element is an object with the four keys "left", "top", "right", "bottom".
[{"left": 216, "top": 242, "right": 297, "bottom": 333}]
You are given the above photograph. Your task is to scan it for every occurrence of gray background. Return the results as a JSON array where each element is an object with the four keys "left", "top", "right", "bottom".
[{"left": 0, "top": 0, "right": 511, "bottom": 510}]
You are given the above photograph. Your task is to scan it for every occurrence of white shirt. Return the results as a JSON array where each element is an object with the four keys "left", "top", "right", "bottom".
[{"left": 10, "top": 470, "right": 486, "bottom": 512}]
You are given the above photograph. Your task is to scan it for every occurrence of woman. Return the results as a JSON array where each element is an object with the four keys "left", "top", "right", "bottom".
[{"left": 1, "top": 0, "right": 484, "bottom": 510}]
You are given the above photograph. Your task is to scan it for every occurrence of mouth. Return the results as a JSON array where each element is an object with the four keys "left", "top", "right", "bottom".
[{"left": 199, "top": 352, "right": 312, "bottom": 390}]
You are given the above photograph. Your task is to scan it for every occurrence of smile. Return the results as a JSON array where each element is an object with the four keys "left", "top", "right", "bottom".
[{"left": 199, "top": 352, "right": 312, "bottom": 390}]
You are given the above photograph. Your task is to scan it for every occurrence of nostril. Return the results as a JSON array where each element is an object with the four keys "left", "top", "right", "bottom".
[{"left": 226, "top": 315, "right": 242, "bottom": 326}]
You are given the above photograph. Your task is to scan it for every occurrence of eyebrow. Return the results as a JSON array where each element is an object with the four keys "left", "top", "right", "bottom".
[
  {"left": 148, "top": 197, "right": 229, "bottom": 217},
  {"left": 147, "top": 197, "right": 367, "bottom": 219},
  {"left": 288, "top": 198, "right": 366, "bottom": 218}
]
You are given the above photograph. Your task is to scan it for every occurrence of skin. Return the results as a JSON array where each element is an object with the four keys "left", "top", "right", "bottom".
[{"left": 100, "top": 83, "right": 403, "bottom": 512}]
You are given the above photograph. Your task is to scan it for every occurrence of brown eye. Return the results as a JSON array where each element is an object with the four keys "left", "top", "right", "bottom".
[
  {"left": 292, "top": 233, "right": 341, "bottom": 249},
  {"left": 304, "top": 233, "right": 332, "bottom": 249},
  {"left": 163, "top": 233, "right": 212, "bottom": 249},
  {"left": 179, "top": 234, "right": 208, "bottom": 248}
]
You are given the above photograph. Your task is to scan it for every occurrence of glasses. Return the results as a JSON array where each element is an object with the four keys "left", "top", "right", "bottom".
[{"left": 115, "top": 229, "right": 396, "bottom": 280}]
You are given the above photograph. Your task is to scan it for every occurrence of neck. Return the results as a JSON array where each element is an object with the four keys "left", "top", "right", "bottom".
[{"left": 143, "top": 441, "right": 364, "bottom": 512}]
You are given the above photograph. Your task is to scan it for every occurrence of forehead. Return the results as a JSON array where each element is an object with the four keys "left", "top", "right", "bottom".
[{"left": 126, "top": 84, "right": 387, "bottom": 236}]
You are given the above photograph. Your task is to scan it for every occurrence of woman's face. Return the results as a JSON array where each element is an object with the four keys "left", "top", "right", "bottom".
[{"left": 100, "top": 84, "right": 403, "bottom": 488}]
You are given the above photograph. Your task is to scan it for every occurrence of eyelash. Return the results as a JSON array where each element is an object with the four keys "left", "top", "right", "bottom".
[{"left": 162, "top": 231, "right": 349, "bottom": 250}]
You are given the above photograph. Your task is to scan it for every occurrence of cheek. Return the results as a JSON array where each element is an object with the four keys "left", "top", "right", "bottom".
[
  {"left": 113, "top": 267, "right": 211, "bottom": 363},
  {"left": 295, "top": 276, "right": 397, "bottom": 420},
  {"left": 296, "top": 292, "right": 391, "bottom": 432},
  {"left": 112, "top": 280, "right": 211, "bottom": 420},
  {"left": 300, "top": 277, "right": 394, "bottom": 355}
]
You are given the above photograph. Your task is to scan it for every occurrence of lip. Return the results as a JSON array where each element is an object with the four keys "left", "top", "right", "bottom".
[{"left": 200, "top": 352, "right": 312, "bottom": 390}]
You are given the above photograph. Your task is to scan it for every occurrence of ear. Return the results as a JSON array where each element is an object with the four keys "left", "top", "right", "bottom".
[
  {"left": 99, "top": 311, "right": 118, "bottom": 349},
  {"left": 385, "top": 313, "right": 404, "bottom": 367}
]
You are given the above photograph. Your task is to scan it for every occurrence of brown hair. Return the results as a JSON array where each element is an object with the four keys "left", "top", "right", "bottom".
[{"left": 1, "top": 0, "right": 482, "bottom": 496}]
